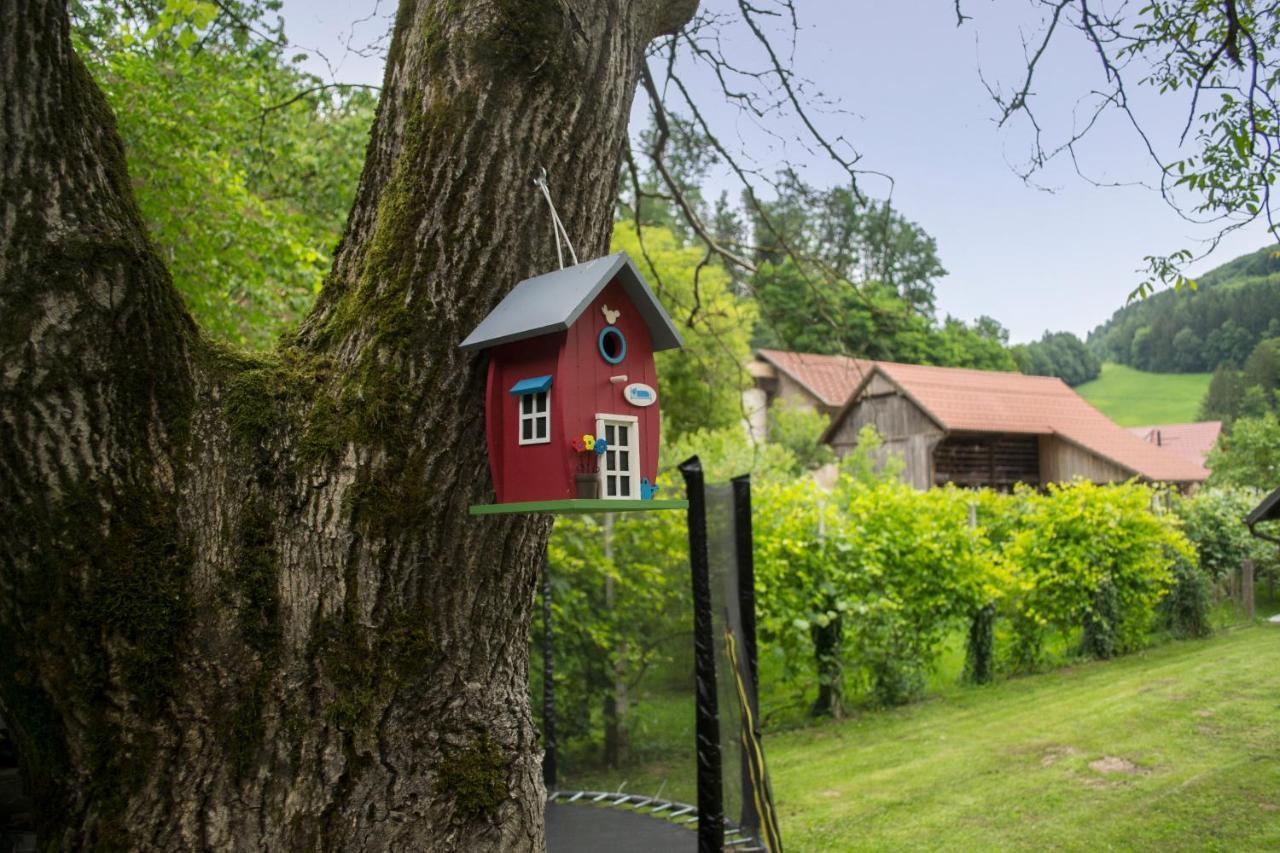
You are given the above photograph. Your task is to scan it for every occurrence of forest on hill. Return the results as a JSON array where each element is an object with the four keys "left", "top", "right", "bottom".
[{"left": 1088, "top": 245, "right": 1280, "bottom": 374}]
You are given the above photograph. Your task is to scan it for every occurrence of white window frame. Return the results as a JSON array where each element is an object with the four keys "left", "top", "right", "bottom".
[
  {"left": 595, "top": 413, "right": 640, "bottom": 500},
  {"left": 518, "top": 389, "right": 551, "bottom": 446}
]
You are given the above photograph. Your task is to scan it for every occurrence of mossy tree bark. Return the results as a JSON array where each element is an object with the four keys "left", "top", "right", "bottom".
[{"left": 0, "top": 0, "right": 697, "bottom": 849}]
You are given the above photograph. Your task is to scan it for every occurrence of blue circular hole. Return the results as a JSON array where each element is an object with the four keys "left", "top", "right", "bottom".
[{"left": 598, "top": 326, "right": 626, "bottom": 364}]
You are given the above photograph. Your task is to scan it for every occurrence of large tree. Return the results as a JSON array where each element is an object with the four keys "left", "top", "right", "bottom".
[{"left": 0, "top": 0, "right": 696, "bottom": 849}]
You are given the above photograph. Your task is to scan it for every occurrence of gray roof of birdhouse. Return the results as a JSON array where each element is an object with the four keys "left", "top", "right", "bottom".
[{"left": 459, "top": 252, "right": 684, "bottom": 352}]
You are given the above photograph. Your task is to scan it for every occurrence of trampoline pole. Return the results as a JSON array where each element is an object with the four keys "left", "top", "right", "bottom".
[
  {"left": 732, "top": 473, "right": 761, "bottom": 835},
  {"left": 680, "top": 456, "right": 724, "bottom": 853},
  {"left": 731, "top": 475, "right": 761, "bottom": 722},
  {"left": 541, "top": 547, "right": 557, "bottom": 790}
]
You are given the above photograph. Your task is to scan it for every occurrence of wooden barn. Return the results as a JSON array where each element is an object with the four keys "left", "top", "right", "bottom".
[
  {"left": 820, "top": 361, "right": 1209, "bottom": 491},
  {"left": 744, "top": 349, "right": 873, "bottom": 442}
]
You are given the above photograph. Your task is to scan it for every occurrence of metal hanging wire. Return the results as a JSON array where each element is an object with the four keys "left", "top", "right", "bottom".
[{"left": 533, "top": 166, "right": 578, "bottom": 269}]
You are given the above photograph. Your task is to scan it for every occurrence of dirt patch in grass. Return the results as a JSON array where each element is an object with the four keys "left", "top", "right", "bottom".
[
  {"left": 1040, "top": 746, "right": 1080, "bottom": 767},
  {"left": 1089, "top": 756, "right": 1140, "bottom": 774}
]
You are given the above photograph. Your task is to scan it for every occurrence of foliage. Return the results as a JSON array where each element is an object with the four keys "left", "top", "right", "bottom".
[
  {"left": 73, "top": 0, "right": 373, "bottom": 348},
  {"left": 766, "top": 400, "right": 835, "bottom": 472},
  {"left": 751, "top": 259, "right": 1017, "bottom": 371},
  {"left": 1200, "top": 365, "right": 1250, "bottom": 422},
  {"left": 611, "top": 223, "right": 756, "bottom": 436},
  {"left": 543, "top": 446, "right": 1213, "bottom": 760},
  {"left": 1207, "top": 412, "right": 1280, "bottom": 489},
  {"left": 1087, "top": 246, "right": 1280, "bottom": 374},
  {"left": 929, "top": 315, "right": 1020, "bottom": 372},
  {"left": 1122, "top": 5, "right": 1280, "bottom": 286},
  {"left": 1012, "top": 331, "right": 1102, "bottom": 386},
  {"left": 749, "top": 172, "right": 945, "bottom": 317},
  {"left": 1001, "top": 482, "right": 1191, "bottom": 668},
  {"left": 752, "top": 477, "right": 860, "bottom": 716},
  {"left": 837, "top": 424, "right": 907, "bottom": 485},
  {"left": 660, "top": 424, "right": 800, "bottom": 484},
  {"left": 741, "top": 170, "right": 1016, "bottom": 372},
  {"left": 1162, "top": 557, "right": 1214, "bottom": 640},
  {"left": 1079, "top": 580, "right": 1120, "bottom": 660},
  {"left": 1173, "top": 486, "right": 1273, "bottom": 580},
  {"left": 841, "top": 483, "right": 998, "bottom": 704},
  {"left": 537, "top": 418, "right": 798, "bottom": 759},
  {"left": 538, "top": 510, "right": 688, "bottom": 755},
  {"left": 754, "top": 471, "right": 998, "bottom": 712},
  {"left": 1200, "top": 336, "right": 1280, "bottom": 423}
]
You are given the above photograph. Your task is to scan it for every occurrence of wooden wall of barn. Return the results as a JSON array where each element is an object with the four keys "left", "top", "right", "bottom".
[
  {"left": 827, "top": 386, "right": 944, "bottom": 490},
  {"left": 1037, "top": 435, "right": 1132, "bottom": 484}
]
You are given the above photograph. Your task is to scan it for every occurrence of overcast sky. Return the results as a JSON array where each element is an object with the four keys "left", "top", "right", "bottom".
[{"left": 277, "top": 0, "right": 1274, "bottom": 344}]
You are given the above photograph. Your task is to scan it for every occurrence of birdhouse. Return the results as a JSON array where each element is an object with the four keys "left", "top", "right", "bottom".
[{"left": 461, "top": 252, "right": 687, "bottom": 514}]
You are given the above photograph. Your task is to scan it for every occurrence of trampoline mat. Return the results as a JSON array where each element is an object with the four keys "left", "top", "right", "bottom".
[{"left": 545, "top": 802, "right": 697, "bottom": 853}]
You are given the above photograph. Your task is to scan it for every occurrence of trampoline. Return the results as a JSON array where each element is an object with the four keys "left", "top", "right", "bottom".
[
  {"left": 546, "top": 792, "right": 698, "bottom": 853},
  {"left": 538, "top": 462, "right": 782, "bottom": 853},
  {"left": 545, "top": 790, "right": 770, "bottom": 852}
]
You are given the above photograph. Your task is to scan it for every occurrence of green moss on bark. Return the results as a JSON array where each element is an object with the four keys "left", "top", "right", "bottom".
[
  {"left": 0, "top": 477, "right": 192, "bottom": 844},
  {"left": 316, "top": 603, "right": 438, "bottom": 734},
  {"left": 434, "top": 733, "right": 508, "bottom": 822},
  {"left": 214, "top": 496, "right": 283, "bottom": 780},
  {"left": 476, "top": 0, "right": 575, "bottom": 85},
  {"left": 218, "top": 345, "right": 331, "bottom": 450},
  {"left": 230, "top": 498, "right": 282, "bottom": 656},
  {"left": 73, "top": 483, "right": 193, "bottom": 718}
]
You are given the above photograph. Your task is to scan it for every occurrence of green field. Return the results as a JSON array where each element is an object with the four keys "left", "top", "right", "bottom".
[
  {"left": 1076, "top": 362, "right": 1212, "bottom": 426},
  {"left": 561, "top": 621, "right": 1280, "bottom": 851}
]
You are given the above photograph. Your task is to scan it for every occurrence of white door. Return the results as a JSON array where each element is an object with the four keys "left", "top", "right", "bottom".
[{"left": 596, "top": 415, "right": 639, "bottom": 500}]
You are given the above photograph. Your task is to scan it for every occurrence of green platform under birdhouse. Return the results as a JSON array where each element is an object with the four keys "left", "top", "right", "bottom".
[{"left": 469, "top": 499, "right": 688, "bottom": 516}]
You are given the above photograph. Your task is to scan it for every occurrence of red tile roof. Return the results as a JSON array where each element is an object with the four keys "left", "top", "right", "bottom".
[
  {"left": 1128, "top": 421, "right": 1223, "bottom": 464},
  {"left": 756, "top": 349, "right": 875, "bottom": 408},
  {"left": 827, "top": 361, "right": 1209, "bottom": 484}
]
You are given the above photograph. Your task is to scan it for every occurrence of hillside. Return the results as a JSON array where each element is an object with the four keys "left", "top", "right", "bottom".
[
  {"left": 1075, "top": 363, "right": 1212, "bottom": 426},
  {"left": 1087, "top": 245, "right": 1280, "bottom": 373}
]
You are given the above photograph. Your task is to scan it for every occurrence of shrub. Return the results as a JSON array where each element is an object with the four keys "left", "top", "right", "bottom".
[
  {"left": 1163, "top": 556, "right": 1215, "bottom": 639},
  {"left": 754, "top": 478, "right": 860, "bottom": 717},
  {"left": 1002, "top": 481, "right": 1192, "bottom": 668},
  {"left": 840, "top": 483, "right": 996, "bottom": 703},
  {"left": 1080, "top": 580, "right": 1120, "bottom": 660},
  {"left": 1175, "top": 486, "right": 1275, "bottom": 583},
  {"left": 767, "top": 399, "right": 836, "bottom": 472}
]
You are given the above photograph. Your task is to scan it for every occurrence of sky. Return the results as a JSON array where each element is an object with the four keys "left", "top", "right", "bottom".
[{"left": 277, "top": 0, "right": 1274, "bottom": 344}]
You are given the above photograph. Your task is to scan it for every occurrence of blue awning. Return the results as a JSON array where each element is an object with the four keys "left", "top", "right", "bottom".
[{"left": 509, "top": 375, "right": 553, "bottom": 395}]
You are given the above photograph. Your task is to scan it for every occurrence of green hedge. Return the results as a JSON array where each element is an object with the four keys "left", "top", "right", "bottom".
[{"left": 536, "top": 426, "right": 1230, "bottom": 759}]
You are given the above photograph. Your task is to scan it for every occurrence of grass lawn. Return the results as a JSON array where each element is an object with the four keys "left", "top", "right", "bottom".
[
  {"left": 562, "top": 623, "right": 1280, "bottom": 851},
  {"left": 1076, "top": 362, "right": 1212, "bottom": 426}
]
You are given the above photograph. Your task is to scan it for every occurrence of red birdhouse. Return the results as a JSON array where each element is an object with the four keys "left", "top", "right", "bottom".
[{"left": 461, "top": 253, "right": 685, "bottom": 513}]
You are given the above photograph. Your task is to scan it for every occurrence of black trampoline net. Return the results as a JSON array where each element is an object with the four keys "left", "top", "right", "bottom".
[
  {"left": 541, "top": 469, "right": 780, "bottom": 853},
  {"left": 705, "top": 482, "right": 782, "bottom": 852},
  {"left": 705, "top": 483, "right": 745, "bottom": 831}
]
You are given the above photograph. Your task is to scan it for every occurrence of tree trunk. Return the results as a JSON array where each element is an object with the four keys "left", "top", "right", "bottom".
[
  {"left": 0, "top": 0, "right": 697, "bottom": 850},
  {"left": 810, "top": 617, "right": 844, "bottom": 718}
]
